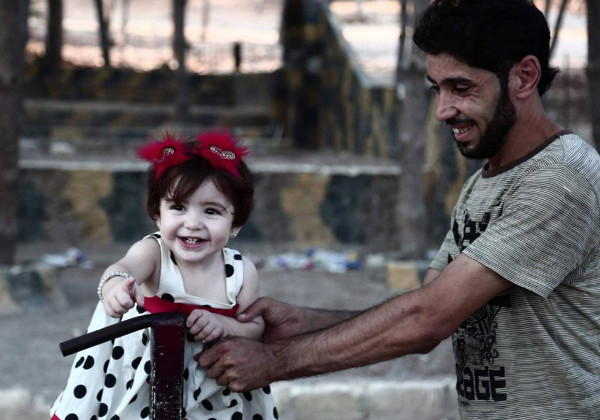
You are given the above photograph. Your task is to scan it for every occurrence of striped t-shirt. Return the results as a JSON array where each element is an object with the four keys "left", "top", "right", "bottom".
[{"left": 430, "top": 131, "right": 600, "bottom": 419}]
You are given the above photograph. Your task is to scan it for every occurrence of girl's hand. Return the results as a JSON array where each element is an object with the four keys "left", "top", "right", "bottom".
[
  {"left": 187, "top": 309, "right": 225, "bottom": 343},
  {"left": 102, "top": 276, "right": 145, "bottom": 317}
]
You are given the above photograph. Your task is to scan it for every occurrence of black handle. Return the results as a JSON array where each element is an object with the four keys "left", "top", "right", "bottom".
[{"left": 59, "top": 312, "right": 188, "bottom": 356}]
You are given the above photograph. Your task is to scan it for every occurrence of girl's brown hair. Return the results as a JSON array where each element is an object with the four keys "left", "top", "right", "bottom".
[{"left": 146, "top": 153, "right": 254, "bottom": 228}]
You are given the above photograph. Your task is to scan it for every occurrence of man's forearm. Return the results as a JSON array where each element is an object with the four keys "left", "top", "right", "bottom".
[
  {"left": 267, "top": 255, "right": 512, "bottom": 382},
  {"left": 296, "top": 307, "right": 360, "bottom": 335},
  {"left": 268, "top": 290, "right": 442, "bottom": 381}
]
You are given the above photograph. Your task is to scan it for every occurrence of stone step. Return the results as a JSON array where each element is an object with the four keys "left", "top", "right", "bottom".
[
  {"left": 21, "top": 99, "right": 281, "bottom": 157},
  {"left": 24, "top": 99, "right": 273, "bottom": 126}
]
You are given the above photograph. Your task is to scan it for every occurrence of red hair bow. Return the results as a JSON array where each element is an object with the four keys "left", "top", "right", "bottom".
[
  {"left": 137, "top": 132, "right": 193, "bottom": 180},
  {"left": 196, "top": 129, "right": 248, "bottom": 177},
  {"left": 137, "top": 129, "right": 248, "bottom": 179}
]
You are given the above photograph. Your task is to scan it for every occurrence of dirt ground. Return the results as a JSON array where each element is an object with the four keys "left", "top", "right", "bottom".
[{"left": 2, "top": 241, "right": 455, "bottom": 408}]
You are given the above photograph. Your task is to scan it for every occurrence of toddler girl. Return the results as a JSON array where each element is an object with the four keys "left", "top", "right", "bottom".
[{"left": 50, "top": 130, "right": 278, "bottom": 419}]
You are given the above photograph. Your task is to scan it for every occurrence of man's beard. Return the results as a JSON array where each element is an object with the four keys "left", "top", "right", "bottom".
[{"left": 455, "top": 88, "right": 517, "bottom": 160}]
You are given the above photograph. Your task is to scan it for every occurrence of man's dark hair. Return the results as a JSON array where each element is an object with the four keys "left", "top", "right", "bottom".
[{"left": 413, "top": 0, "right": 559, "bottom": 95}]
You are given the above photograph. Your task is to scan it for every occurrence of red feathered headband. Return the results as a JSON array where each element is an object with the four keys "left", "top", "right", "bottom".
[{"left": 137, "top": 130, "right": 248, "bottom": 179}]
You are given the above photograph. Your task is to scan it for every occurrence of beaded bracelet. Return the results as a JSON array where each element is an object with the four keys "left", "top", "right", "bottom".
[{"left": 97, "top": 271, "right": 132, "bottom": 301}]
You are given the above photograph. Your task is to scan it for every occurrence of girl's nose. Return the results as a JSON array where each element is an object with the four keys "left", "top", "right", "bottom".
[{"left": 184, "top": 212, "right": 203, "bottom": 230}]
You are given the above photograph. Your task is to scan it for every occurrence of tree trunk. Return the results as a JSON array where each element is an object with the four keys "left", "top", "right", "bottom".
[
  {"left": 44, "top": 0, "right": 63, "bottom": 71},
  {"left": 200, "top": 0, "right": 210, "bottom": 41},
  {"left": 397, "top": 0, "right": 408, "bottom": 69},
  {"left": 173, "top": 0, "right": 190, "bottom": 122},
  {"left": 93, "top": 0, "right": 111, "bottom": 67},
  {"left": 395, "top": 0, "right": 429, "bottom": 260},
  {"left": 549, "top": 0, "right": 569, "bottom": 59},
  {"left": 280, "top": 0, "right": 321, "bottom": 150},
  {"left": 0, "top": 0, "right": 29, "bottom": 265},
  {"left": 587, "top": 0, "right": 600, "bottom": 149}
]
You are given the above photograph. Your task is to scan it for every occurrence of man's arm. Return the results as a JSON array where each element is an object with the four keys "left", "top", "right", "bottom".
[
  {"left": 237, "top": 297, "right": 361, "bottom": 342},
  {"left": 199, "top": 254, "right": 512, "bottom": 391},
  {"left": 237, "top": 268, "right": 440, "bottom": 342},
  {"left": 422, "top": 267, "right": 442, "bottom": 285}
]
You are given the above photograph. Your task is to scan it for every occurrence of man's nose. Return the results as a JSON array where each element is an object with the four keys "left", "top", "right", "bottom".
[{"left": 435, "top": 92, "right": 458, "bottom": 122}]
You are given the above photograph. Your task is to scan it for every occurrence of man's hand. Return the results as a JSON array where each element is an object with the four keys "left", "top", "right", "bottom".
[
  {"left": 236, "top": 297, "right": 306, "bottom": 342},
  {"left": 196, "top": 337, "right": 279, "bottom": 392}
]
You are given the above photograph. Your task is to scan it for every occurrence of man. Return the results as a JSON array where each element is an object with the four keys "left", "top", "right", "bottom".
[{"left": 198, "top": 0, "right": 600, "bottom": 417}]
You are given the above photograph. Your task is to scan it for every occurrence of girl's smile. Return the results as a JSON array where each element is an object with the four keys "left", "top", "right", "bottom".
[
  {"left": 179, "top": 236, "right": 207, "bottom": 248},
  {"left": 180, "top": 237, "right": 205, "bottom": 245}
]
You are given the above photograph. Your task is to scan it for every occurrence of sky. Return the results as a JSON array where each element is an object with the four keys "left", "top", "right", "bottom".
[{"left": 26, "top": 0, "right": 588, "bottom": 83}]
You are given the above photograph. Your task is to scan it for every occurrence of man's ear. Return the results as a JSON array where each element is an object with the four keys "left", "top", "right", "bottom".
[{"left": 511, "top": 55, "right": 542, "bottom": 99}]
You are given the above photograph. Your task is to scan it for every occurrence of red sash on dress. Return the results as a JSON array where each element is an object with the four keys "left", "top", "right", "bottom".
[{"left": 143, "top": 296, "right": 239, "bottom": 317}]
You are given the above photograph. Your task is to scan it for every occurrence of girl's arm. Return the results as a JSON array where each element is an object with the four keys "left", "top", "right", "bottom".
[
  {"left": 187, "top": 257, "right": 264, "bottom": 342},
  {"left": 101, "top": 238, "right": 160, "bottom": 317}
]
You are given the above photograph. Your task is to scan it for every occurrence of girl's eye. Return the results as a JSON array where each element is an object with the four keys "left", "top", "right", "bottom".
[
  {"left": 205, "top": 207, "right": 222, "bottom": 216},
  {"left": 170, "top": 203, "right": 185, "bottom": 211}
]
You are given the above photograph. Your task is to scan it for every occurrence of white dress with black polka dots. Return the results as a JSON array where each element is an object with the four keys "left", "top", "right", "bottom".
[{"left": 50, "top": 234, "right": 278, "bottom": 420}]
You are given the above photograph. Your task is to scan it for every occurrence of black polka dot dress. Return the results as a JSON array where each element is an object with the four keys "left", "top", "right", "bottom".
[{"left": 50, "top": 235, "right": 278, "bottom": 420}]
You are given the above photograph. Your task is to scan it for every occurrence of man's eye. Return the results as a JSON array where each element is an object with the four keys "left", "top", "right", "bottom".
[
  {"left": 453, "top": 86, "right": 470, "bottom": 94},
  {"left": 429, "top": 85, "right": 440, "bottom": 94}
]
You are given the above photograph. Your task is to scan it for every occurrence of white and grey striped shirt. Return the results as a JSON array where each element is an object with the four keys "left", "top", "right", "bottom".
[{"left": 431, "top": 131, "right": 600, "bottom": 419}]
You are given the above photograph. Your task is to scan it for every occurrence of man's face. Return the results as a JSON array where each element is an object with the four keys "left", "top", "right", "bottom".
[{"left": 426, "top": 54, "right": 516, "bottom": 160}]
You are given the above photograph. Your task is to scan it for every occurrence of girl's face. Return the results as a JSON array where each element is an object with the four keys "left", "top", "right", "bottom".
[{"left": 157, "top": 178, "right": 238, "bottom": 266}]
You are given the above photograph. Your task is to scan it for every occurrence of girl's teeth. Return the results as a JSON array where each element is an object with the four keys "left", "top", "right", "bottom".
[{"left": 185, "top": 238, "right": 199, "bottom": 244}]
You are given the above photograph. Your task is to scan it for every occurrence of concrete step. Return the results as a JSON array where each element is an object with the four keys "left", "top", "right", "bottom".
[
  {"left": 0, "top": 379, "right": 460, "bottom": 420},
  {"left": 21, "top": 99, "right": 281, "bottom": 156},
  {"left": 22, "top": 68, "right": 281, "bottom": 153},
  {"left": 23, "top": 99, "right": 274, "bottom": 127}
]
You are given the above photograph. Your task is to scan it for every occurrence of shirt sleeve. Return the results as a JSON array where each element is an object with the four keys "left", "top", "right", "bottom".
[
  {"left": 429, "top": 228, "right": 456, "bottom": 272},
  {"left": 429, "top": 171, "right": 482, "bottom": 273},
  {"left": 462, "top": 164, "right": 600, "bottom": 297}
]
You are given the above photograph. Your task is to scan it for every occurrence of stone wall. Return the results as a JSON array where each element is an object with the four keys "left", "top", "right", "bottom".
[
  {"left": 18, "top": 161, "right": 400, "bottom": 252},
  {"left": 279, "top": 0, "right": 399, "bottom": 157},
  {"left": 316, "top": 3, "right": 399, "bottom": 158}
]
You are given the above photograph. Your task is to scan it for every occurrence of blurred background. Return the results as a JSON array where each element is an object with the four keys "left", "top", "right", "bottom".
[
  {"left": 0, "top": 0, "right": 595, "bottom": 418},
  {"left": 2, "top": 0, "right": 593, "bottom": 263}
]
